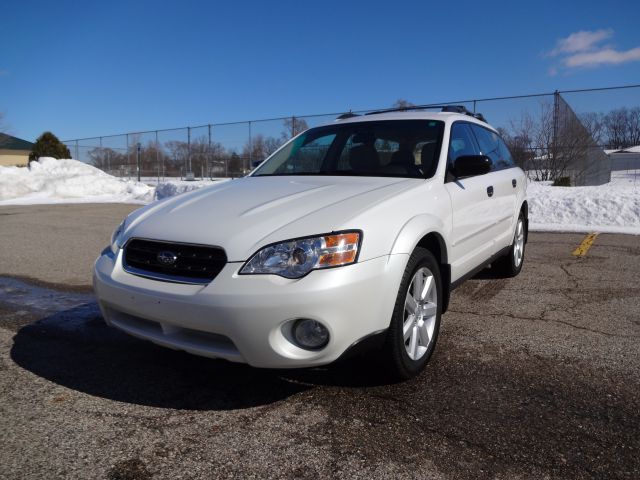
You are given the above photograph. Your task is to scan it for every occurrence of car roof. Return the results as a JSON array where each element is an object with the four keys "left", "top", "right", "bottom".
[{"left": 332, "top": 111, "right": 495, "bottom": 131}]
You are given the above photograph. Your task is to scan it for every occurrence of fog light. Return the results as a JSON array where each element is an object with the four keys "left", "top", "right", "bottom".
[{"left": 292, "top": 319, "right": 329, "bottom": 350}]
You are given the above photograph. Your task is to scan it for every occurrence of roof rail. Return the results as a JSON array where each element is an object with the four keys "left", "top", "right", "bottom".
[
  {"left": 364, "top": 104, "right": 455, "bottom": 115},
  {"left": 363, "top": 104, "right": 488, "bottom": 122}
]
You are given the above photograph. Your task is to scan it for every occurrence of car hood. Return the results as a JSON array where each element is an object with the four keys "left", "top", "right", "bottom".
[{"left": 123, "top": 175, "right": 420, "bottom": 261}]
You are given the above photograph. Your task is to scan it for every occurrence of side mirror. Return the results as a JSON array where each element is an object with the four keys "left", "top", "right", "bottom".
[
  {"left": 251, "top": 160, "right": 262, "bottom": 168},
  {"left": 453, "top": 155, "right": 491, "bottom": 178}
]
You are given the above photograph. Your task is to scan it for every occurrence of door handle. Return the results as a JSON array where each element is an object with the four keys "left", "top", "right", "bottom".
[
  {"left": 487, "top": 186, "right": 494, "bottom": 197},
  {"left": 512, "top": 179, "right": 517, "bottom": 188}
]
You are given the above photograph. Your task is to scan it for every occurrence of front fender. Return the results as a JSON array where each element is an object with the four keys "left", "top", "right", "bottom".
[{"left": 389, "top": 214, "right": 450, "bottom": 260}]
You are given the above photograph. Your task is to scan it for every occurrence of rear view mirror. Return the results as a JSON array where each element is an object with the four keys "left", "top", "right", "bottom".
[{"left": 453, "top": 155, "right": 491, "bottom": 178}]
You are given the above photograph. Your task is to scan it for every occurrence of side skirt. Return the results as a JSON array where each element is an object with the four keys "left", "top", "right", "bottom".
[{"left": 450, "top": 245, "right": 511, "bottom": 291}]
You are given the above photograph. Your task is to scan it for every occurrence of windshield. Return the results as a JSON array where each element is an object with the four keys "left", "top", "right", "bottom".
[{"left": 252, "top": 120, "right": 445, "bottom": 179}]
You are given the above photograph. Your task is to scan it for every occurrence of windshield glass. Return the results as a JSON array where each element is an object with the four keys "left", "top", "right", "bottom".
[{"left": 252, "top": 120, "right": 445, "bottom": 179}]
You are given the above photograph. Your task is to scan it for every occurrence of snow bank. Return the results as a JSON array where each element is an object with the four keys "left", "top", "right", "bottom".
[
  {"left": 528, "top": 173, "right": 640, "bottom": 234},
  {"left": 0, "top": 157, "right": 154, "bottom": 205},
  {"left": 155, "top": 179, "right": 228, "bottom": 200},
  {"left": 0, "top": 158, "right": 230, "bottom": 205}
]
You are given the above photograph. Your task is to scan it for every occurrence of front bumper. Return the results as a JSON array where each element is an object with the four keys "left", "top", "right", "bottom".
[{"left": 93, "top": 249, "right": 408, "bottom": 368}]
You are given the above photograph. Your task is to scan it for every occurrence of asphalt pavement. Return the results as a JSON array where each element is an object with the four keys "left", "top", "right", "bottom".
[{"left": 0, "top": 204, "right": 638, "bottom": 479}]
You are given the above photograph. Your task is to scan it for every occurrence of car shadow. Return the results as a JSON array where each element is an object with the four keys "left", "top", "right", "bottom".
[
  {"left": 471, "top": 264, "right": 505, "bottom": 280},
  {"left": 9, "top": 302, "right": 393, "bottom": 411}
]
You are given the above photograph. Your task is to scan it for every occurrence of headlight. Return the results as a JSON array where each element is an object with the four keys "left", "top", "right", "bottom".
[
  {"left": 110, "top": 219, "right": 126, "bottom": 254},
  {"left": 240, "top": 231, "right": 361, "bottom": 279}
]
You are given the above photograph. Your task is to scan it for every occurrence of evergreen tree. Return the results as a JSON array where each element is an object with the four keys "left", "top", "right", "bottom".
[{"left": 29, "top": 131, "right": 71, "bottom": 162}]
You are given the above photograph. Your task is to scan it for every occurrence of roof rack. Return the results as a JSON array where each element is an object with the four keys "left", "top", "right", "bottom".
[
  {"left": 363, "top": 104, "right": 487, "bottom": 123},
  {"left": 335, "top": 111, "right": 360, "bottom": 120}
]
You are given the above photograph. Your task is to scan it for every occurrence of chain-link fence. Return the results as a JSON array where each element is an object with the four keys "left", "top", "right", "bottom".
[{"left": 63, "top": 84, "right": 640, "bottom": 186}]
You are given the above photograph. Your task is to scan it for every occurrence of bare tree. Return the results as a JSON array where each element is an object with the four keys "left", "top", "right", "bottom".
[
  {"left": 282, "top": 117, "right": 309, "bottom": 139},
  {"left": 243, "top": 134, "right": 283, "bottom": 164},
  {"left": 627, "top": 107, "right": 640, "bottom": 146},
  {"left": 600, "top": 107, "right": 640, "bottom": 149},
  {"left": 498, "top": 126, "right": 533, "bottom": 170},
  {"left": 164, "top": 140, "right": 189, "bottom": 175},
  {"left": 579, "top": 112, "right": 604, "bottom": 146},
  {"left": 139, "top": 141, "right": 170, "bottom": 177},
  {"left": 603, "top": 108, "right": 629, "bottom": 149},
  {"left": 88, "top": 147, "right": 126, "bottom": 172},
  {"left": 392, "top": 99, "right": 415, "bottom": 109},
  {"left": 505, "top": 100, "right": 594, "bottom": 183}
]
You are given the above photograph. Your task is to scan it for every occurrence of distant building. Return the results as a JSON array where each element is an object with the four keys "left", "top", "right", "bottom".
[
  {"left": 0, "top": 133, "right": 33, "bottom": 167},
  {"left": 605, "top": 146, "right": 640, "bottom": 171}
]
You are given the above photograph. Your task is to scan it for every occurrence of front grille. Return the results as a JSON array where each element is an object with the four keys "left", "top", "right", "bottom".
[{"left": 123, "top": 238, "right": 227, "bottom": 284}]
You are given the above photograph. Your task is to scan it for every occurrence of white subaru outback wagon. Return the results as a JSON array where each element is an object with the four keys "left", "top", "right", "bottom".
[{"left": 94, "top": 106, "right": 527, "bottom": 379}]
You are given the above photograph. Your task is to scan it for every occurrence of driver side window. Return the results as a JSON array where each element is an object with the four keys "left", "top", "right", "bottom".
[{"left": 447, "top": 123, "right": 480, "bottom": 176}]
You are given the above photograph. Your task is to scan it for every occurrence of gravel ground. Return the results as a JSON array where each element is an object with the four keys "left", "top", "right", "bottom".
[{"left": 0, "top": 204, "right": 639, "bottom": 479}]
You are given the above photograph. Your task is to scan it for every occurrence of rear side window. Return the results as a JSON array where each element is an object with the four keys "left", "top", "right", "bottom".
[{"left": 470, "top": 124, "right": 515, "bottom": 170}]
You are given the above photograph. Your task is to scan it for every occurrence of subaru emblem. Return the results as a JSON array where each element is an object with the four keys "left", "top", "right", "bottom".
[{"left": 157, "top": 250, "right": 178, "bottom": 265}]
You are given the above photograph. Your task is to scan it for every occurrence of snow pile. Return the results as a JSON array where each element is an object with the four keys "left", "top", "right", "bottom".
[
  {"left": 155, "top": 179, "right": 228, "bottom": 200},
  {"left": 0, "top": 157, "right": 154, "bottom": 205},
  {"left": 528, "top": 174, "right": 640, "bottom": 234},
  {"left": 0, "top": 157, "right": 230, "bottom": 205}
]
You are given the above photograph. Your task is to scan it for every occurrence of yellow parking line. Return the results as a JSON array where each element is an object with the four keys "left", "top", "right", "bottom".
[{"left": 572, "top": 233, "right": 599, "bottom": 257}]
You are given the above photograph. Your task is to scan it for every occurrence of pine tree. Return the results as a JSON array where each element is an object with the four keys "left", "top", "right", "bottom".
[{"left": 29, "top": 131, "right": 71, "bottom": 162}]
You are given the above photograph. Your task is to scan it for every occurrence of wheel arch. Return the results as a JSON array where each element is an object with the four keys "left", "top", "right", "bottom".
[
  {"left": 390, "top": 216, "right": 452, "bottom": 313},
  {"left": 416, "top": 232, "right": 452, "bottom": 313}
]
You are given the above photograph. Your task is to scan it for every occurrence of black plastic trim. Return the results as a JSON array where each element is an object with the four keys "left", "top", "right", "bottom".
[
  {"left": 450, "top": 246, "right": 511, "bottom": 291},
  {"left": 334, "top": 329, "right": 387, "bottom": 363},
  {"left": 122, "top": 237, "right": 227, "bottom": 285}
]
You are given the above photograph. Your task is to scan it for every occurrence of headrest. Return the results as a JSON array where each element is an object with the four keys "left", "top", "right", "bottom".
[
  {"left": 349, "top": 144, "right": 379, "bottom": 171},
  {"left": 352, "top": 132, "right": 375, "bottom": 145},
  {"left": 389, "top": 150, "right": 415, "bottom": 166}
]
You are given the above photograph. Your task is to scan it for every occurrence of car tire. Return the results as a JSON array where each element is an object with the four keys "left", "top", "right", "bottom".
[
  {"left": 493, "top": 212, "right": 526, "bottom": 278},
  {"left": 383, "top": 247, "right": 442, "bottom": 381}
]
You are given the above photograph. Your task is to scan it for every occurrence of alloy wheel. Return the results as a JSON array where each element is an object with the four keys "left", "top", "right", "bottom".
[{"left": 403, "top": 267, "right": 438, "bottom": 361}]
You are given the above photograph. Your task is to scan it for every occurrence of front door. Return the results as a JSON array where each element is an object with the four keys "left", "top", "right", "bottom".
[{"left": 444, "top": 122, "right": 499, "bottom": 281}]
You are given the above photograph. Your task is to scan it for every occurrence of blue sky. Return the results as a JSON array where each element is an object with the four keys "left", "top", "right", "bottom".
[{"left": 1, "top": 0, "right": 639, "bottom": 142}]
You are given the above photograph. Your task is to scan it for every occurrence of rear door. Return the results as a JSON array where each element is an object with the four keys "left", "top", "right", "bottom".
[
  {"left": 470, "top": 124, "right": 521, "bottom": 254},
  {"left": 444, "top": 122, "right": 499, "bottom": 281}
]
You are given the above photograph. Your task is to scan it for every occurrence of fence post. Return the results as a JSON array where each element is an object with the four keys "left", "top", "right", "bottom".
[
  {"left": 187, "top": 127, "right": 192, "bottom": 174},
  {"left": 248, "top": 121, "right": 252, "bottom": 173},
  {"left": 207, "top": 124, "right": 212, "bottom": 179},
  {"left": 155, "top": 131, "right": 160, "bottom": 183},
  {"left": 75, "top": 140, "right": 79, "bottom": 160},
  {"left": 136, "top": 143, "right": 141, "bottom": 182},
  {"left": 552, "top": 90, "right": 560, "bottom": 181},
  {"left": 126, "top": 134, "right": 130, "bottom": 179}
]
